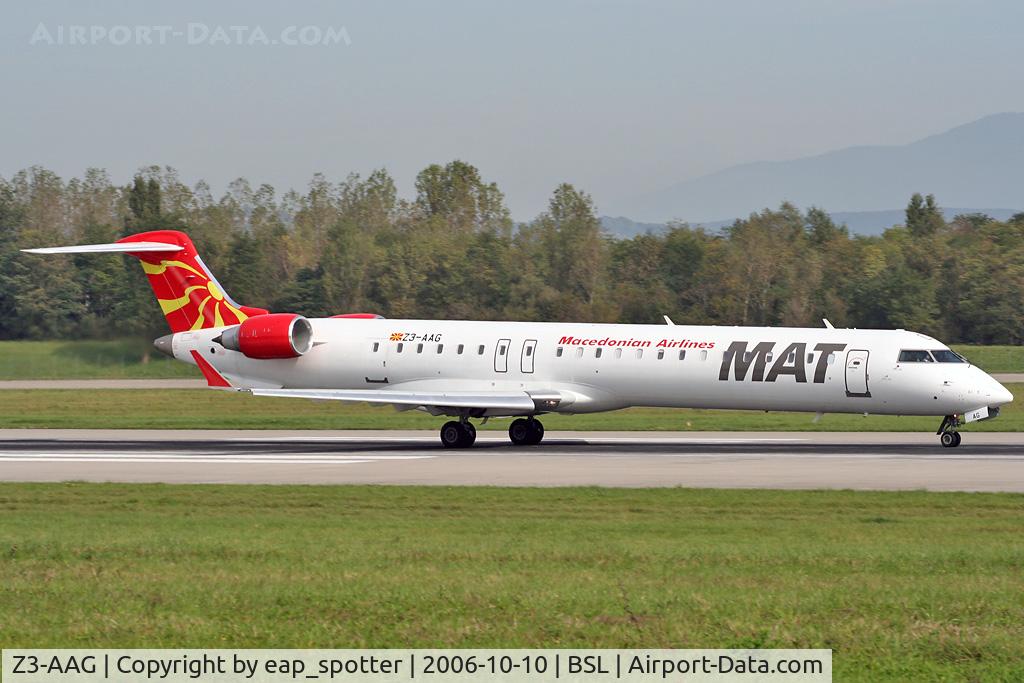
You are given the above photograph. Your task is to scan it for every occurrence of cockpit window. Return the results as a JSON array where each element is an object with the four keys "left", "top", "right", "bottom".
[
  {"left": 931, "top": 349, "right": 967, "bottom": 363},
  {"left": 898, "top": 350, "right": 934, "bottom": 363}
]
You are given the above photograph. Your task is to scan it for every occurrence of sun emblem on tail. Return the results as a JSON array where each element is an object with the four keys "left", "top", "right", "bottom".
[{"left": 140, "top": 257, "right": 250, "bottom": 331}]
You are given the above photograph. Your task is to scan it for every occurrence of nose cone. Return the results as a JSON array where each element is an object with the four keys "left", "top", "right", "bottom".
[
  {"left": 153, "top": 334, "right": 174, "bottom": 358},
  {"left": 992, "top": 380, "right": 1014, "bottom": 407}
]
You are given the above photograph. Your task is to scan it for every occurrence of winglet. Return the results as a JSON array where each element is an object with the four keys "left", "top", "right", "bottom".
[{"left": 190, "top": 350, "right": 233, "bottom": 388}]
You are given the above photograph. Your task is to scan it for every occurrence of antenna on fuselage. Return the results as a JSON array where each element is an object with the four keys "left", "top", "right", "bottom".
[
  {"left": 822, "top": 318, "right": 835, "bottom": 329},
  {"left": 663, "top": 315, "right": 675, "bottom": 326}
]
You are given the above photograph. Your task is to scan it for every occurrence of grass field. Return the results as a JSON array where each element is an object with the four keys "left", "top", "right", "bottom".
[
  {"left": 1, "top": 483, "right": 1022, "bottom": 680},
  {"left": 0, "top": 340, "right": 194, "bottom": 380},
  {"left": 951, "top": 345, "right": 1024, "bottom": 374},
  {"left": 0, "top": 341, "right": 1021, "bottom": 380},
  {"left": 0, "top": 385, "right": 1021, "bottom": 431}
]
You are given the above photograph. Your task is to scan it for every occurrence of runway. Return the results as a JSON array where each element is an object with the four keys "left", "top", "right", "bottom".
[{"left": 2, "top": 429, "right": 1024, "bottom": 491}]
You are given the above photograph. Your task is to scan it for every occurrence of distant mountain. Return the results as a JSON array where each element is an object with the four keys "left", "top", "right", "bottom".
[
  {"left": 615, "top": 112, "right": 1024, "bottom": 223},
  {"left": 600, "top": 207, "right": 1023, "bottom": 239},
  {"left": 598, "top": 216, "right": 669, "bottom": 239}
]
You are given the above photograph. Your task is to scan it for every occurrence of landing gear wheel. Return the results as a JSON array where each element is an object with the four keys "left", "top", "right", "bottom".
[
  {"left": 509, "top": 418, "right": 531, "bottom": 446},
  {"left": 461, "top": 422, "right": 477, "bottom": 447},
  {"left": 940, "top": 431, "right": 960, "bottom": 448},
  {"left": 526, "top": 418, "right": 544, "bottom": 445},
  {"left": 510, "top": 418, "right": 545, "bottom": 446},
  {"left": 440, "top": 421, "right": 476, "bottom": 448},
  {"left": 937, "top": 415, "right": 962, "bottom": 448}
]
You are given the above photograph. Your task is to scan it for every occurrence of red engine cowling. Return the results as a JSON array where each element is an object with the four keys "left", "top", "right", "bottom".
[{"left": 217, "top": 313, "right": 313, "bottom": 359}]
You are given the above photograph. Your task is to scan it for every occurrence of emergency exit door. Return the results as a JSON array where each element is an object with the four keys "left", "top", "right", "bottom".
[{"left": 845, "top": 349, "right": 871, "bottom": 397}]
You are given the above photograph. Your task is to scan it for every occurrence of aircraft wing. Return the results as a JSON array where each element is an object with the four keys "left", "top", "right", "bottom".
[{"left": 248, "top": 387, "right": 541, "bottom": 414}]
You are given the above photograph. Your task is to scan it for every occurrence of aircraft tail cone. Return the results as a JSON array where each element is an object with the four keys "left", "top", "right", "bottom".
[{"left": 153, "top": 334, "right": 174, "bottom": 358}]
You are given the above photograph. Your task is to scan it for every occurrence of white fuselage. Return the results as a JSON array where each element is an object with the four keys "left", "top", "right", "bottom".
[{"left": 169, "top": 318, "right": 1013, "bottom": 418}]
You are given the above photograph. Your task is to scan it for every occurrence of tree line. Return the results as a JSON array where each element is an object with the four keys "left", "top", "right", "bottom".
[{"left": 1, "top": 163, "right": 1022, "bottom": 344}]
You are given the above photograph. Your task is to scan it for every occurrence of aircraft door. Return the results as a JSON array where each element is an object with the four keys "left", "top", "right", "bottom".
[
  {"left": 365, "top": 337, "right": 389, "bottom": 385},
  {"left": 845, "top": 349, "right": 870, "bottom": 397},
  {"left": 495, "top": 338, "right": 510, "bottom": 373},
  {"left": 521, "top": 339, "right": 537, "bottom": 373}
]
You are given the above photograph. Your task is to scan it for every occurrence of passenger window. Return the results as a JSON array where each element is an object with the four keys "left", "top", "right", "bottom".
[
  {"left": 556, "top": 347, "right": 563, "bottom": 358},
  {"left": 636, "top": 349, "right": 644, "bottom": 359},
  {"left": 372, "top": 342, "right": 379, "bottom": 352},
  {"left": 788, "top": 351, "right": 795, "bottom": 363},
  {"left": 457, "top": 344, "right": 464, "bottom": 354},
  {"left": 478, "top": 345, "right": 485, "bottom": 355},
  {"left": 766, "top": 353, "right": 773, "bottom": 363},
  {"left": 898, "top": 350, "right": 934, "bottom": 363},
  {"left": 396, "top": 343, "right": 404, "bottom": 353},
  {"left": 417, "top": 343, "right": 423, "bottom": 353},
  {"left": 575, "top": 347, "right": 584, "bottom": 358},
  {"left": 827, "top": 353, "right": 835, "bottom": 365},
  {"left": 743, "top": 352, "right": 752, "bottom": 362},
  {"left": 700, "top": 350, "right": 708, "bottom": 361},
  {"left": 678, "top": 350, "right": 686, "bottom": 360},
  {"left": 437, "top": 344, "right": 443, "bottom": 354},
  {"left": 807, "top": 353, "right": 814, "bottom": 364},
  {"left": 657, "top": 349, "right": 665, "bottom": 360},
  {"left": 595, "top": 347, "right": 603, "bottom": 358},
  {"left": 526, "top": 346, "right": 533, "bottom": 356},
  {"left": 614, "top": 348, "right": 622, "bottom": 359},
  {"left": 499, "top": 344, "right": 506, "bottom": 356}
]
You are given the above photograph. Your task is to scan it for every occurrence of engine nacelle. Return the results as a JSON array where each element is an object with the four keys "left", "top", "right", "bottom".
[{"left": 217, "top": 313, "right": 313, "bottom": 359}]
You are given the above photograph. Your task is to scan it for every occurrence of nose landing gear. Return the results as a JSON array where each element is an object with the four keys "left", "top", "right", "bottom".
[{"left": 937, "top": 415, "right": 962, "bottom": 448}]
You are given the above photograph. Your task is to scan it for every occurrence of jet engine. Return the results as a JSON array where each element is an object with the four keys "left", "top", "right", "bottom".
[{"left": 216, "top": 313, "right": 313, "bottom": 359}]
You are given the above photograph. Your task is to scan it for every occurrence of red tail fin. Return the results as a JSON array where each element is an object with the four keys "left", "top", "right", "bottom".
[{"left": 116, "top": 231, "right": 268, "bottom": 332}]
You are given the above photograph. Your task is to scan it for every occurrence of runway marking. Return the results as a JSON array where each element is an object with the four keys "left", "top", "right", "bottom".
[
  {"left": 579, "top": 452, "right": 1024, "bottom": 461},
  {"left": 0, "top": 453, "right": 436, "bottom": 465},
  {"left": 227, "top": 436, "right": 810, "bottom": 444},
  {"left": 0, "top": 452, "right": 434, "bottom": 459},
  {"left": 0, "top": 458, "right": 379, "bottom": 465}
]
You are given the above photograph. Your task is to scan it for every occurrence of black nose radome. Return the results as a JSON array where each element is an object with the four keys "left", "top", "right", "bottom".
[{"left": 153, "top": 334, "right": 174, "bottom": 358}]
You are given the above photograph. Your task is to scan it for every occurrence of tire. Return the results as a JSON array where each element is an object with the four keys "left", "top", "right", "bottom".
[
  {"left": 440, "top": 421, "right": 464, "bottom": 448},
  {"left": 952, "top": 432, "right": 962, "bottom": 447},
  {"left": 459, "top": 422, "right": 477, "bottom": 448},
  {"left": 940, "top": 432, "right": 956, "bottom": 448},
  {"left": 509, "top": 418, "right": 531, "bottom": 446},
  {"left": 526, "top": 419, "right": 545, "bottom": 445}
]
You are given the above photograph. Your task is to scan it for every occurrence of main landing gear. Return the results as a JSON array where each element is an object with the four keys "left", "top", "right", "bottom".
[
  {"left": 509, "top": 417, "right": 544, "bottom": 446},
  {"left": 440, "top": 419, "right": 476, "bottom": 448},
  {"left": 937, "top": 414, "right": 962, "bottom": 448},
  {"left": 438, "top": 417, "right": 546, "bottom": 448}
]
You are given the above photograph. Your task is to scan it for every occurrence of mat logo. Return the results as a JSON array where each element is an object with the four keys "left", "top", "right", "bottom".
[{"left": 719, "top": 341, "right": 847, "bottom": 383}]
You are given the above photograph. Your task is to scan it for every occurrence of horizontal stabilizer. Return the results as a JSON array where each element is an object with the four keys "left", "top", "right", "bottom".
[{"left": 22, "top": 241, "right": 184, "bottom": 255}]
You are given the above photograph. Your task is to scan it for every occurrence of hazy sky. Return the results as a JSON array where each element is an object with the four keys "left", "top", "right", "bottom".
[{"left": 1, "top": 1, "right": 1022, "bottom": 219}]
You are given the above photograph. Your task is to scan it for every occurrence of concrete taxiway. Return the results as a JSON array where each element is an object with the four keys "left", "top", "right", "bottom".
[{"left": 1, "top": 429, "right": 1023, "bottom": 491}]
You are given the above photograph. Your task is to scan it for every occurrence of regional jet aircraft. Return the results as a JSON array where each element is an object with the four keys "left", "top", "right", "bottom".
[{"left": 25, "top": 230, "right": 1013, "bottom": 448}]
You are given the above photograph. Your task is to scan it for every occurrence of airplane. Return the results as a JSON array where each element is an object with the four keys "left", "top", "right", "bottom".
[{"left": 25, "top": 229, "right": 1013, "bottom": 449}]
